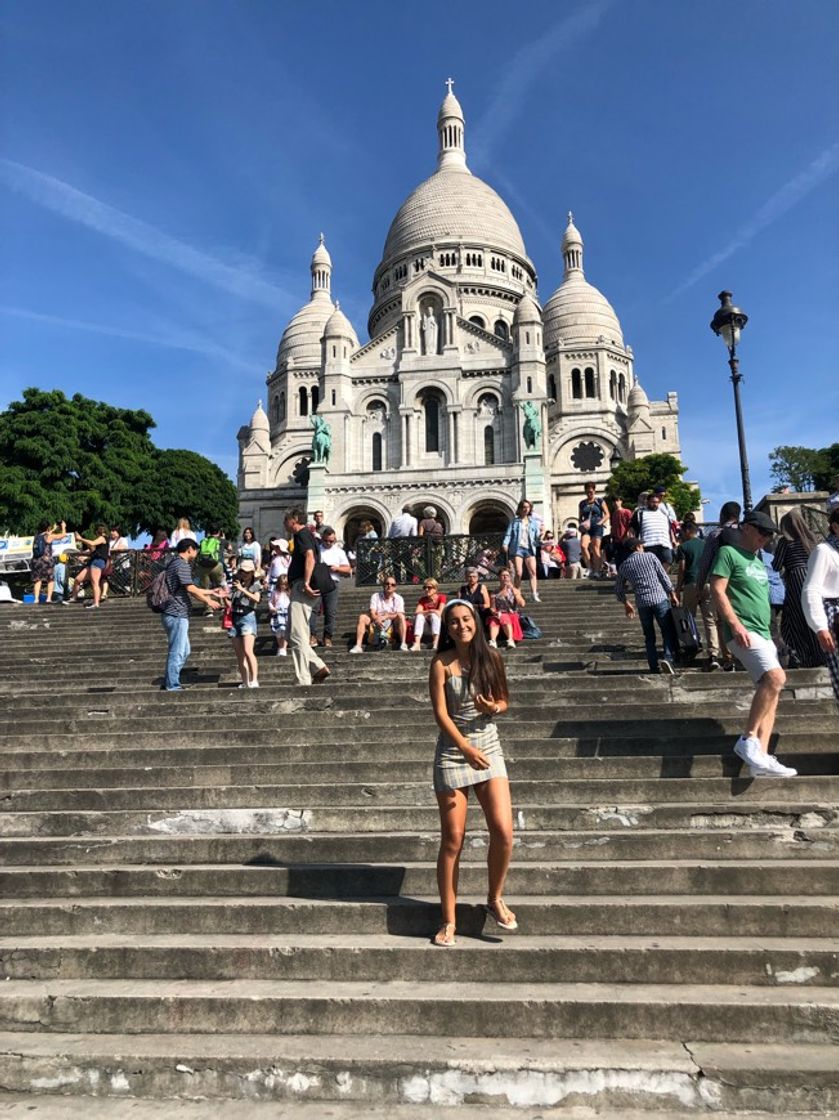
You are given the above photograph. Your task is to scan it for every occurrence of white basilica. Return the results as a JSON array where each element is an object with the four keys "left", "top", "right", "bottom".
[{"left": 237, "top": 83, "right": 681, "bottom": 543}]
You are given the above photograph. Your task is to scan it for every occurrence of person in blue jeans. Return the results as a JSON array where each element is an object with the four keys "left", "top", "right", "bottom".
[
  {"left": 615, "top": 537, "right": 680, "bottom": 675},
  {"left": 160, "top": 538, "right": 223, "bottom": 692}
]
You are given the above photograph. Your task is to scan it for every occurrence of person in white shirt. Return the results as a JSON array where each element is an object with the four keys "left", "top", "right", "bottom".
[
  {"left": 802, "top": 504, "right": 839, "bottom": 707},
  {"left": 350, "top": 576, "right": 407, "bottom": 652},
  {"left": 310, "top": 526, "right": 351, "bottom": 649},
  {"left": 631, "top": 492, "right": 676, "bottom": 566},
  {"left": 388, "top": 505, "right": 419, "bottom": 538},
  {"left": 169, "top": 518, "right": 193, "bottom": 548},
  {"left": 267, "top": 539, "right": 291, "bottom": 590}
]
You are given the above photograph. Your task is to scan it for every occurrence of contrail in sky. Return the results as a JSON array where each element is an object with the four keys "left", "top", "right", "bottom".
[
  {"left": 0, "top": 159, "right": 295, "bottom": 311},
  {"left": 0, "top": 304, "right": 256, "bottom": 370},
  {"left": 666, "top": 141, "right": 839, "bottom": 302},
  {"left": 470, "top": 0, "right": 615, "bottom": 165}
]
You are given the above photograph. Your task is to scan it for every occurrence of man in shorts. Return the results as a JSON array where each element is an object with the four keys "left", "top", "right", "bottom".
[{"left": 710, "top": 510, "right": 797, "bottom": 777}]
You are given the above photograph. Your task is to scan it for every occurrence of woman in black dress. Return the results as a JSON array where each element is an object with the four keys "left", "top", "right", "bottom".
[{"left": 773, "top": 510, "right": 824, "bottom": 668}]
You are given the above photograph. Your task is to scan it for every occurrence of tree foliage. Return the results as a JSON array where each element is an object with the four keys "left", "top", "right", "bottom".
[
  {"left": 0, "top": 388, "right": 238, "bottom": 537},
  {"left": 605, "top": 452, "right": 701, "bottom": 519},
  {"left": 770, "top": 443, "right": 839, "bottom": 493}
]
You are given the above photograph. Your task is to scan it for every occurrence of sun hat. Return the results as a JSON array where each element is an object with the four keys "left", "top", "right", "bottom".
[{"left": 238, "top": 559, "right": 256, "bottom": 573}]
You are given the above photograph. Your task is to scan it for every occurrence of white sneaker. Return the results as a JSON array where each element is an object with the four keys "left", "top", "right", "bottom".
[
  {"left": 532, "top": 592, "right": 541, "bottom": 603},
  {"left": 507, "top": 639, "right": 516, "bottom": 648},
  {"left": 488, "top": 639, "right": 498, "bottom": 648},
  {"left": 349, "top": 645, "right": 364, "bottom": 654},
  {"left": 248, "top": 681, "right": 260, "bottom": 689},
  {"left": 733, "top": 735, "right": 764, "bottom": 769},
  {"left": 276, "top": 649, "right": 287, "bottom": 657},
  {"left": 400, "top": 643, "right": 409, "bottom": 651},
  {"left": 754, "top": 753, "right": 797, "bottom": 778},
  {"left": 659, "top": 660, "right": 675, "bottom": 676}
]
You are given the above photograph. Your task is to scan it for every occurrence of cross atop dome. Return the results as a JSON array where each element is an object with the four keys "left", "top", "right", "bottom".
[{"left": 445, "top": 77, "right": 454, "bottom": 95}]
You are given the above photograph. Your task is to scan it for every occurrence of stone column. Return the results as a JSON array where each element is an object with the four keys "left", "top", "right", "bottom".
[{"left": 306, "top": 462, "right": 328, "bottom": 522}]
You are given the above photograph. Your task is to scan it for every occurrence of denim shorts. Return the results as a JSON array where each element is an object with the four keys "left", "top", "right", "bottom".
[
  {"left": 229, "top": 612, "right": 258, "bottom": 638},
  {"left": 90, "top": 558, "right": 107, "bottom": 570}
]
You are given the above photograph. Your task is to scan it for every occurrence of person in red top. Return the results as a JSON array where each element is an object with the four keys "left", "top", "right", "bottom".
[
  {"left": 411, "top": 577, "right": 448, "bottom": 651},
  {"left": 609, "top": 496, "right": 634, "bottom": 568}
]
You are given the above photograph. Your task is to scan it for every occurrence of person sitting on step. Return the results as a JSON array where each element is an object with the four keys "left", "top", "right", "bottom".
[
  {"left": 349, "top": 576, "right": 408, "bottom": 652},
  {"left": 487, "top": 568, "right": 525, "bottom": 649},
  {"left": 410, "top": 577, "right": 447, "bottom": 651}
]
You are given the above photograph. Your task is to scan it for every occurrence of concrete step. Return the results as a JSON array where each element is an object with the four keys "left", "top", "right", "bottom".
[
  {"left": 2, "top": 777, "right": 838, "bottom": 824},
  {"left": 1, "top": 978, "right": 837, "bottom": 1042},
  {"left": 2, "top": 933, "right": 836, "bottom": 986},
  {"left": 2, "top": 755, "right": 836, "bottom": 791},
  {"left": 2, "top": 861, "right": 835, "bottom": 900},
  {"left": 0, "top": 1034, "right": 835, "bottom": 1114},
  {"left": 0, "top": 894, "right": 836, "bottom": 937},
  {"left": 0, "top": 733, "right": 833, "bottom": 770},
  {"left": 2, "top": 829, "right": 835, "bottom": 864}
]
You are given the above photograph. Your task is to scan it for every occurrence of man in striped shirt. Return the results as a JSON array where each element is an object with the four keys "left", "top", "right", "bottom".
[
  {"left": 616, "top": 538, "right": 680, "bottom": 674},
  {"left": 630, "top": 492, "right": 677, "bottom": 566}
]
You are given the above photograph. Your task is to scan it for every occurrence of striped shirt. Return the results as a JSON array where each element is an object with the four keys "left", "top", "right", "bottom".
[
  {"left": 632, "top": 507, "right": 673, "bottom": 549},
  {"left": 616, "top": 551, "right": 674, "bottom": 607}
]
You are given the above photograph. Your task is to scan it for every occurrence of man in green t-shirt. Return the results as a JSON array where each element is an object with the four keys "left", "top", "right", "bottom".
[
  {"left": 676, "top": 521, "right": 721, "bottom": 667},
  {"left": 711, "top": 510, "right": 796, "bottom": 778}
]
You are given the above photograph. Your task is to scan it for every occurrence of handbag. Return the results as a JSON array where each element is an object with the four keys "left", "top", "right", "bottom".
[
  {"left": 311, "top": 561, "right": 334, "bottom": 596},
  {"left": 519, "top": 615, "right": 543, "bottom": 640},
  {"left": 221, "top": 603, "right": 233, "bottom": 631}
]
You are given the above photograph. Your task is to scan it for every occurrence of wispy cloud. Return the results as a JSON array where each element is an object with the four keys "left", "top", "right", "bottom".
[
  {"left": 470, "top": 0, "right": 615, "bottom": 165},
  {"left": 666, "top": 141, "right": 839, "bottom": 302},
  {"left": 0, "top": 304, "right": 256, "bottom": 370},
  {"left": 0, "top": 159, "right": 297, "bottom": 311}
]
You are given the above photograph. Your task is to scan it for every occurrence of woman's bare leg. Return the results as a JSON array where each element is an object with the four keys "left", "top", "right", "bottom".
[
  {"left": 32, "top": 580, "right": 42, "bottom": 603},
  {"left": 525, "top": 556, "right": 538, "bottom": 597},
  {"left": 90, "top": 566, "right": 102, "bottom": 606},
  {"left": 241, "top": 633, "right": 258, "bottom": 684},
  {"left": 232, "top": 636, "right": 248, "bottom": 684},
  {"left": 436, "top": 788, "right": 468, "bottom": 928},
  {"left": 580, "top": 534, "right": 591, "bottom": 569},
  {"left": 474, "top": 777, "right": 515, "bottom": 921},
  {"left": 512, "top": 555, "right": 523, "bottom": 588}
]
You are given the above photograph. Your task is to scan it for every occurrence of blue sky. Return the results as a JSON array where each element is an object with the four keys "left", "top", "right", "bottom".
[{"left": 2, "top": 0, "right": 838, "bottom": 517}]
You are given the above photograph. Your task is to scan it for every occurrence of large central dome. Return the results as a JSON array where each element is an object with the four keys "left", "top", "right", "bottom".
[
  {"left": 382, "top": 170, "right": 528, "bottom": 263},
  {"left": 377, "top": 83, "right": 530, "bottom": 268}
]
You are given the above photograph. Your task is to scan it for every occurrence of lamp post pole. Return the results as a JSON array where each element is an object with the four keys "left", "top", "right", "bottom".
[{"left": 710, "top": 291, "right": 752, "bottom": 512}]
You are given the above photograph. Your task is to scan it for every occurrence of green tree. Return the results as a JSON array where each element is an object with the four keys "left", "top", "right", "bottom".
[
  {"left": 605, "top": 452, "right": 701, "bottom": 519},
  {"left": 768, "top": 445, "right": 826, "bottom": 492},
  {"left": 813, "top": 443, "right": 839, "bottom": 491},
  {"left": 0, "top": 388, "right": 238, "bottom": 537}
]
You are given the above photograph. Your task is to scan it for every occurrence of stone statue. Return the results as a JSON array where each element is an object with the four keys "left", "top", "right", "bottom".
[
  {"left": 310, "top": 413, "right": 332, "bottom": 464},
  {"left": 420, "top": 306, "right": 439, "bottom": 355},
  {"left": 521, "top": 401, "right": 541, "bottom": 451}
]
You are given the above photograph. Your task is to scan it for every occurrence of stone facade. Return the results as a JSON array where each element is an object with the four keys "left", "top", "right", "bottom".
[{"left": 237, "top": 83, "right": 681, "bottom": 542}]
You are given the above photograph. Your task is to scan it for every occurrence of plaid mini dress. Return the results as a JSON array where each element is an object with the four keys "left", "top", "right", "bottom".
[{"left": 433, "top": 667, "right": 508, "bottom": 793}]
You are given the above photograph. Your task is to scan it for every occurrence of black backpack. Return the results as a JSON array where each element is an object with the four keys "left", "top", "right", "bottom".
[{"left": 32, "top": 534, "right": 46, "bottom": 560}]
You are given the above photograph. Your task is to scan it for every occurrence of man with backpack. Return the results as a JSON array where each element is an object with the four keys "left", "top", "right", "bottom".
[
  {"left": 194, "top": 529, "right": 225, "bottom": 615},
  {"left": 151, "top": 538, "right": 223, "bottom": 692}
]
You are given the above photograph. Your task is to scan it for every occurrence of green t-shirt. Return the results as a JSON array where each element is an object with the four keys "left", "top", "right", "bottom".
[
  {"left": 711, "top": 543, "right": 771, "bottom": 641},
  {"left": 676, "top": 537, "right": 704, "bottom": 585}
]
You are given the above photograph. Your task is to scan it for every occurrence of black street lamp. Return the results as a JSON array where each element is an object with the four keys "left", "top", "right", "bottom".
[
  {"left": 609, "top": 446, "right": 623, "bottom": 473},
  {"left": 710, "top": 290, "right": 752, "bottom": 512}
]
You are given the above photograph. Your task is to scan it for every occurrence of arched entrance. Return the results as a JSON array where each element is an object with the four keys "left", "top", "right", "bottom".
[
  {"left": 468, "top": 502, "right": 511, "bottom": 534},
  {"left": 343, "top": 508, "right": 385, "bottom": 550}
]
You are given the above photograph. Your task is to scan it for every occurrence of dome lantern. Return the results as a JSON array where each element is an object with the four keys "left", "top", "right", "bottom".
[
  {"left": 437, "top": 78, "right": 467, "bottom": 172},
  {"left": 310, "top": 233, "right": 332, "bottom": 300},
  {"left": 561, "top": 212, "right": 584, "bottom": 275}
]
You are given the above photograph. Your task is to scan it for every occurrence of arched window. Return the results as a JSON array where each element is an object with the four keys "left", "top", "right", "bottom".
[
  {"left": 571, "top": 368, "right": 582, "bottom": 399},
  {"left": 469, "top": 315, "right": 485, "bottom": 329},
  {"left": 584, "top": 367, "right": 596, "bottom": 398},
  {"left": 311, "top": 385, "right": 320, "bottom": 413},
  {"left": 527, "top": 377, "right": 533, "bottom": 393},
  {"left": 484, "top": 425, "right": 495, "bottom": 466},
  {"left": 618, "top": 373, "right": 626, "bottom": 402},
  {"left": 372, "top": 432, "right": 383, "bottom": 471},
  {"left": 298, "top": 386, "right": 308, "bottom": 416},
  {"left": 548, "top": 374, "right": 557, "bottom": 401},
  {"left": 424, "top": 395, "right": 440, "bottom": 453},
  {"left": 609, "top": 370, "right": 617, "bottom": 400},
  {"left": 279, "top": 392, "right": 286, "bottom": 421},
  {"left": 494, "top": 319, "right": 509, "bottom": 341},
  {"left": 331, "top": 390, "right": 336, "bottom": 406},
  {"left": 272, "top": 396, "right": 280, "bottom": 423}
]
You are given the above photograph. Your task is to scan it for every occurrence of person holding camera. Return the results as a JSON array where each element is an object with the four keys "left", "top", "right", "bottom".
[{"left": 227, "top": 558, "right": 261, "bottom": 688}]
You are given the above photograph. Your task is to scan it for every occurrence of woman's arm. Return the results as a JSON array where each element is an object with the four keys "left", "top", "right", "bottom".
[
  {"left": 479, "top": 584, "right": 491, "bottom": 609},
  {"left": 802, "top": 546, "right": 831, "bottom": 633},
  {"left": 513, "top": 587, "right": 526, "bottom": 608},
  {"left": 429, "top": 659, "right": 487, "bottom": 765}
]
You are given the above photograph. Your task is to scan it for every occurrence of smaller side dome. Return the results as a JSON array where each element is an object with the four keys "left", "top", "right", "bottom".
[
  {"left": 324, "top": 302, "right": 359, "bottom": 346},
  {"left": 249, "top": 400, "right": 270, "bottom": 432},
  {"left": 514, "top": 292, "right": 542, "bottom": 324},
  {"left": 627, "top": 381, "right": 650, "bottom": 411},
  {"left": 561, "top": 211, "right": 583, "bottom": 252}
]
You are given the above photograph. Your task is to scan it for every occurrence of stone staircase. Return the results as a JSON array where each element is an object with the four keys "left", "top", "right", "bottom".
[{"left": 0, "top": 581, "right": 836, "bottom": 1118}]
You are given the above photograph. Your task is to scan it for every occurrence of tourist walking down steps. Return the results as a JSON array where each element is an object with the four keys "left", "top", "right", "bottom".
[
  {"left": 710, "top": 511, "right": 797, "bottom": 778},
  {"left": 284, "top": 508, "right": 330, "bottom": 686},
  {"left": 429, "top": 599, "right": 515, "bottom": 947},
  {"left": 773, "top": 510, "right": 825, "bottom": 669},
  {"left": 802, "top": 504, "right": 839, "bottom": 710},
  {"left": 159, "top": 539, "right": 222, "bottom": 692},
  {"left": 615, "top": 538, "right": 679, "bottom": 675}
]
